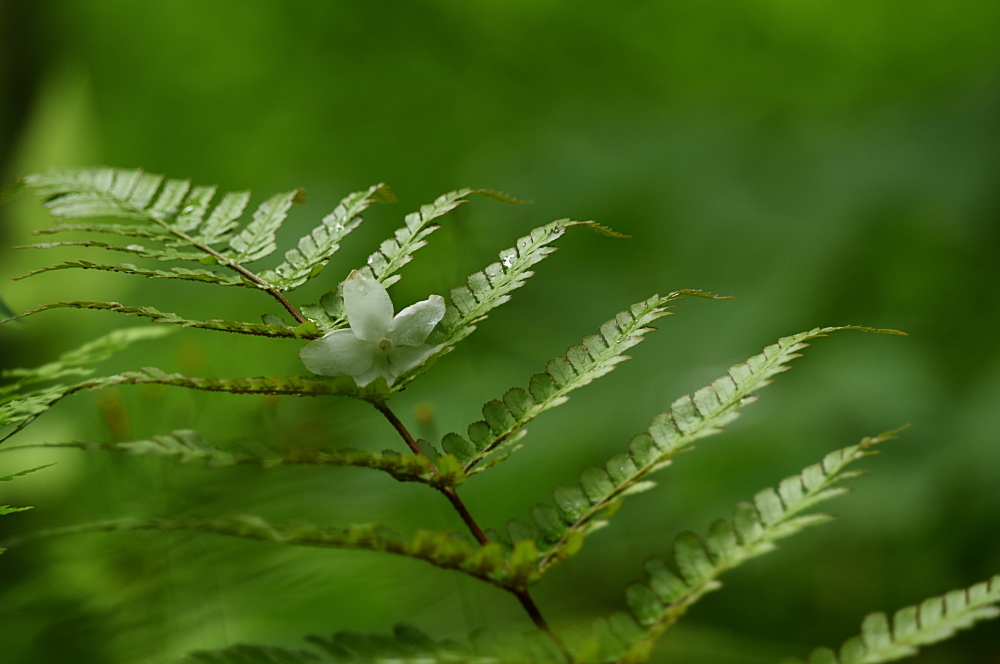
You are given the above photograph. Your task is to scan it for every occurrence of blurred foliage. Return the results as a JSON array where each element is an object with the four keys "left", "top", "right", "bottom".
[{"left": 1, "top": 0, "right": 999, "bottom": 663}]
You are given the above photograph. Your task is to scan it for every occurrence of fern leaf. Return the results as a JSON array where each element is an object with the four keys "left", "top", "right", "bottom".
[
  {"left": 178, "top": 623, "right": 548, "bottom": 664},
  {"left": 192, "top": 190, "right": 251, "bottom": 243},
  {"left": 13, "top": 260, "right": 250, "bottom": 287},
  {"left": 0, "top": 295, "right": 15, "bottom": 322},
  {"left": 4, "top": 431, "right": 465, "bottom": 487},
  {"left": 9, "top": 301, "right": 322, "bottom": 339},
  {"left": 5, "top": 367, "right": 381, "bottom": 444},
  {"left": 1, "top": 326, "right": 173, "bottom": 393},
  {"left": 0, "top": 327, "right": 174, "bottom": 441},
  {"left": 261, "top": 184, "right": 392, "bottom": 290},
  {"left": 24, "top": 167, "right": 164, "bottom": 220},
  {"left": 395, "top": 220, "right": 611, "bottom": 390},
  {"left": 32, "top": 221, "right": 171, "bottom": 241},
  {"left": 0, "top": 464, "right": 55, "bottom": 482},
  {"left": 179, "top": 644, "right": 326, "bottom": 663},
  {"left": 4, "top": 516, "right": 541, "bottom": 589},
  {"left": 615, "top": 433, "right": 894, "bottom": 663},
  {"left": 450, "top": 292, "right": 722, "bottom": 474},
  {"left": 228, "top": 189, "right": 305, "bottom": 262},
  {"left": 784, "top": 575, "right": 1000, "bottom": 664},
  {"left": 0, "top": 465, "right": 52, "bottom": 554},
  {"left": 16, "top": 239, "right": 207, "bottom": 263},
  {"left": 90, "top": 369, "right": 385, "bottom": 400},
  {"left": 357, "top": 188, "right": 514, "bottom": 288},
  {"left": 525, "top": 327, "right": 901, "bottom": 572}
]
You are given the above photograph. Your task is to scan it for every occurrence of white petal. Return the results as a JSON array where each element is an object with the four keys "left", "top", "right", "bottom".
[
  {"left": 343, "top": 270, "right": 393, "bottom": 342},
  {"left": 386, "top": 343, "right": 443, "bottom": 381},
  {"left": 389, "top": 295, "right": 446, "bottom": 347},
  {"left": 353, "top": 352, "right": 392, "bottom": 387},
  {"left": 299, "top": 329, "right": 376, "bottom": 377}
]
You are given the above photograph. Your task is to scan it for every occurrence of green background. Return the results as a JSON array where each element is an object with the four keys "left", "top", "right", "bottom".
[{"left": 1, "top": 1, "right": 999, "bottom": 662}]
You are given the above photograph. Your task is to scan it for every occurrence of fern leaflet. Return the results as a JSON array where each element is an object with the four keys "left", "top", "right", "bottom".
[
  {"left": 2, "top": 430, "right": 466, "bottom": 487},
  {"left": 0, "top": 327, "right": 174, "bottom": 441},
  {"left": 260, "top": 183, "right": 393, "bottom": 290},
  {"left": 617, "top": 431, "right": 893, "bottom": 664},
  {"left": 178, "top": 623, "right": 558, "bottom": 664},
  {"left": 4, "top": 516, "right": 541, "bottom": 589},
  {"left": 512, "top": 327, "right": 901, "bottom": 572},
  {"left": 395, "top": 220, "right": 617, "bottom": 389},
  {"left": 8, "top": 301, "right": 322, "bottom": 339},
  {"left": 357, "top": 188, "right": 519, "bottom": 288},
  {"left": 0, "top": 464, "right": 51, "bottom": 553},
  {"left": 784, "top": 575, "right": 1000, "bottom": 664},
  {"left": 14, "top": 260, "right": 251, "bottom": 287},
  {"left": 441, "top": 292, "right": 725, "bottom": 474}
]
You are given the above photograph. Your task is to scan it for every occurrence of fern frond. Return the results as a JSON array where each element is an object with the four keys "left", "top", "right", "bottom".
[
  {"left": 445, "top": 292, "right": 722, "bottom": 474},
  {"left": 13, "top": 260, "right": 251, "bottom": 287},
  {"left": 9, "top": 301, "right": 322, "bottom": 339},
  {"left": 227, "top": 189, "right": 305, "bottom": 262},
  {"left": 395, "top": 220, "right": 613, "bottom": 390},
  {"left": 0, "top": 465, "right": 52, "bottom": 553},
  {"left": 178, "top": 622, "right": 554, "bottom": 664},
  {"left": 0, "top": 327, "right": 175, "bottom": 441},
  {"left": 260, "top": 184, "right": 393, "bottom": 290},
  {"left": 2, "top": 430, "right": 465, "bottom": 487},
  {"left": 617, "top": 432, "right": 894, "bottom": 664},
  {"left": 91, "top": 369, "right": 384, "bottom": 399},
  {"left": 4, "top": 367, "right": 378, "bottom": 444},
  {"left": 784, "top": 575, "right": 1000, "bottom": 664},
  {"left": 0, "top": 464, "right": 55, "bottom": 483},
  {"left": 1, "top": 326, "right": 173, "bottom": 391},
  {"left": 33, "top": 221, "right": 171, "bottom": 240},
  {"left": 179, "top": 644, "right": 325, "bottom": 663},
  {"left": 525, "top": 326, "right": 900, "bottom": 572},
  {"left": 357, "top": 188, "right": 517, "bottom": 289},
  {"left": 17, "top": 239, "right": 208, "bottom": 263},
  {"left": 4, "top": 516, "right": 541, "bottom": 589}
]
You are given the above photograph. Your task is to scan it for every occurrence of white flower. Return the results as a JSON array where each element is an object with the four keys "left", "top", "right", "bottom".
[{"left": 300, "top": 270, "right": 445, "bottom": 387}]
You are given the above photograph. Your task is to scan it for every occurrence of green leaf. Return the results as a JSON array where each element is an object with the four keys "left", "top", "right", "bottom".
[
  {"left": 0, "top": 295, "right": 16, "bottom": 321},
  {"left": 785, "top": 576, "right": 1000, "bottom": 664},
  {"left": 228, "top": 189, "right": 305, "bottom": 262},
  {"left": 396, "top": 220, "right": 619, "bottom": 390},
  {"left": 616, "top": 431, "right": 895, "bottom": 663},
  {"left": 0, "top": 327, "right": 175, "bottom": 441},
  {"left": 533, "top": 327, "right": 901, "bottom": 573},
  {"left": 0, "top": 464, "right": 56, "bottom": 482},
  {"left": 179, "top": 644, "right": 325, "bottom": 663},
  {"left": 7, "top": 301, "right": 321, "bottom": 338},
  {"left": 2, "top": 326, "right": 174, "bottom": 394},
  {"left": 32, "top": 221, "right": 172, "bottom": 241},
  {"left": 4, "top": 516, "right": 538, "bottom": 589},
  {"left": 458, "top": 293, "right": 721, "bottom": 474},
  {"left": 3, "top": 431, "right": 464, "bottom": 487},
  {"left": 262, "top": 184, "right": 392, "bottom": 290},
  {"left": 13, "top": 260, "right": 250, "bottom": 287},
  {"left": 357, "top": 188, "right": 514, "bottom": 289},
  {"left": 17, "top": 239, "right": 207, "bottom": 263}
]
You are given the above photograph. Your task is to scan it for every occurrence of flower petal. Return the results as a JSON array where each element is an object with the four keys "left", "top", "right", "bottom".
[
  {"left": 353, "top": 352, "right": 392, "bottom": 387},
  {"left": 386, "top": 343, "right": 443, "bottom": 381},
  {"left": 299, "top": 329, "right": 376, "bottom": 377},
  {"left": 389, "top": 295, "right": 446, "bottom": 346},
  {"left": 343, "top": 270, "right": 393, "bottom": 342}
]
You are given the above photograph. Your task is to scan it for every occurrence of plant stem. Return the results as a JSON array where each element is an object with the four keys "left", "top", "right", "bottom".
[
  {"left": 372, "top": 400, "right": 568, "bottom": 658},
  {"left": 117, "top": 195, "right": 308, "bottom": 325},
  {"left": 165, "top": 227, "right": 307, "bottom": 324}
]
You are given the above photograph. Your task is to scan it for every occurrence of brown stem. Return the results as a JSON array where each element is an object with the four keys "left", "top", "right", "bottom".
[
  {"left": 373, "top": 400, "right": 566, "bottom": 657},
  {"left": 515, "top": 589, "right": 570, "bottom": 659},
  {"left": 439, "top": 486, "right": 489, "bottom": 545},
  {"left": 166, "top": 227, "right": 307, "bottom": 324}
]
